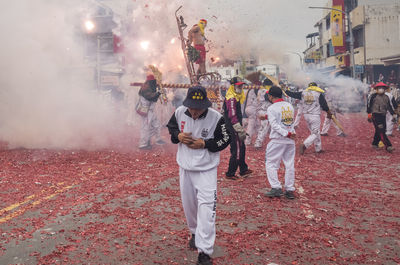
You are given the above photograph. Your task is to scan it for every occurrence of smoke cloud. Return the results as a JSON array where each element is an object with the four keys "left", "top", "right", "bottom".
[
  {"left": 0, "top": 0, "right": 345, "bottom": 150},
  {"left": 0, "top": 1, "right": 125, "bottom": 149}
]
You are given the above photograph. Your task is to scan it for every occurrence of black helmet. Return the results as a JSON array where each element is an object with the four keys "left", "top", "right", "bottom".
[
  {"left": 230, "top": 76, "right": 242, "bottom": 85},
  {"left": 308, "top": 82, "right": 318, "bottom": 87},
  {"left": 262, "top": 78, "right": 273, "bottom": 86}
]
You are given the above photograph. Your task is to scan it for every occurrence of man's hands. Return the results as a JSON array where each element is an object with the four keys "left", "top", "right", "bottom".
[
  {"left": 258, "top": 114, "right": 268, "bottom": 120},
  {"left": 327, "top": 110, "right": 333, "bottom": 119},
  {"left": 187, "top": 139, "right": 205, "bottom": 149},
  {"left": 178, "top": 132, "right": 194, "bottom": 145},
  {"left": 287, "top": 132, "right": 296, "bottom": 140},
  {"left": 367, "top": 113, "right": 372, "bottom": 123},
  {"left": 232, "top": 123, "right": 247, "bottom": 141},
  {"left": 178, "top": 132, "right": 205, "bottom": 149}
]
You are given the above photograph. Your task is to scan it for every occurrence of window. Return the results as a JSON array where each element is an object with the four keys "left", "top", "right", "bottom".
[
  {"left": 345, "top": 0, "right": 358, "bottom": 13},
  {"left": 353, "top": 28, "right": 364, "bottom": 49},
  {"left": 326, "top": 16, "right": 330, "bottom": 31}
]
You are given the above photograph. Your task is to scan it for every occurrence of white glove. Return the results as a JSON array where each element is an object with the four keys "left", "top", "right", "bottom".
[{"left": 232, "top": 123, "right": 247, "bottom": 141}]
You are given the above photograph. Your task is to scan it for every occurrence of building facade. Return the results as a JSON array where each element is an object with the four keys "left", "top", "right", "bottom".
[{"left": 304, "top": 0, "right": 400, "bottom": 85}]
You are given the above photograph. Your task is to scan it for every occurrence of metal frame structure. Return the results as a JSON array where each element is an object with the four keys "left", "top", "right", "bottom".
[{"left": 175, "top": 6, "right": 221, "bottom": 85}]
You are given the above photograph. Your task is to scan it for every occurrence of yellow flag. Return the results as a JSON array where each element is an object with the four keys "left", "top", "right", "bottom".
[{"left": 331, "top": 6, "right": 344, "bottom": 47}]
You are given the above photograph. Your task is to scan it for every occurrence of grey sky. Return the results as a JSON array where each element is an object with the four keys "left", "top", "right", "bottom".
[{"left": 206, "top": 0, "right": 328, "bottom": 53}]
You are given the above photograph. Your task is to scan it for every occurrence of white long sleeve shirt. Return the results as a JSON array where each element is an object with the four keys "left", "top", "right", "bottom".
[
  {"left": 267, "top": 99, "right": 295, "bottom": 144},
  {"left": 167, "top": 106, "right": 231, "bottom": 171}
]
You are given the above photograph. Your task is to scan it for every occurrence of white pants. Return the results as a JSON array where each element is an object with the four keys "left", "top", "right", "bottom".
[
  {"left": 139, "top": 106, "right": 161, "bottom": 147},
  {"left": 180, "top": 167, "right": 217, "bottom": 256},
  {"left": 293, "top": 106, "right": 303, "bottom": 127},
  {"left": 386, "top": 112, "right": 394, "bottom": 135},
  {"left": 321, "top": 113, "right": 342, "bottom": 135},
  {"left": 304, "top": 114, "right": 322, "bottom": 152},
  {"left": 254, "top": 110, "right": 270, "bottom": 148},
  {"left": 245, "top": 106, "right": 258, "bottom": 145},
  {"left": 265, "top": 140, "right": 295, "bottom": 191}
]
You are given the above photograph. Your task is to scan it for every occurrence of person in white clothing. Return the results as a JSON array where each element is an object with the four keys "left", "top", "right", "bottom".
[
  {"left": 285, "top": 82, "right": 332, "bottom": 154},
  {"left": 137, "top": 74, "right": 166, "bottom": 149},
  {"left": 320, "top": 87, "right": 346, "bottom": 137},
  {"left": 259, "top": 86, "right": 296, "bottom": 199},
  {"left": 254, "top": 79, "right": 273, "bottom": 149},
  {"left": 293, "top": 100, "right": 303, "bottom": 129},
  {"left": 244, "top": 85, "right": 260, "bottom": 146},
  {"left": 167, "top": 85, "right": 231, "bottom": 265},
  {"left": 385, "top": 85, "right": 399, "bottom": 136}
]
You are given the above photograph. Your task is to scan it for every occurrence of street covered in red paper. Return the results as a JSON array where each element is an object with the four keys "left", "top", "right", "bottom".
[
  {"left": 2, "top": 0, "right": 400, "bottom": 264},
  {"left": 1, "top": 113, "right": 399, "bottom": 264}
]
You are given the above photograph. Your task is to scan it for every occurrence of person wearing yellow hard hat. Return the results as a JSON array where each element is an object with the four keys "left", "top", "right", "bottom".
[
  {"left": 188, "top": 19, "right": 207, "bottom": 75},
  {"left": 284, "top": 82, "right": 333, "bottom": 154}
]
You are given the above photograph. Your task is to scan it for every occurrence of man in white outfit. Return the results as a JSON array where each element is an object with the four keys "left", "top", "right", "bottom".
[
  {"left": 167, "top": 85, "right": 231, "bottom": 265},
  {"left": 137, "top": 74, "right": 166, "bottom": 149},
  {"left": 285, "top": 82, "right": 332, "bottom": 154},
  {"left": 254, "top": 79, "right": 273, "bottom": 148},
  {"left": 385, "top": 85, "right": 399, "bottom": 136},
  {"left": 320, "top": 87, "right": 346, "bottom": 137},
  {"left": 293, "top": 100, "right": 303, "bottom": 129},
  {"left": 244, "top": 86, "right": 260, "bottom": 146},
  {"left": 260, "top": 86, "right": 296, "bottom": 199}
]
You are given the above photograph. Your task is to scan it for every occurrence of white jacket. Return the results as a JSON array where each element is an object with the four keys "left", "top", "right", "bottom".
[
  {"left": 167, "top": 106, "right": 231, "bottom": 171},
  {"left": 302, "top": 90, "right": 322, "bottom": 115},
  {"left": 267, "top": 100, "right": 295, "bottom": 144}
]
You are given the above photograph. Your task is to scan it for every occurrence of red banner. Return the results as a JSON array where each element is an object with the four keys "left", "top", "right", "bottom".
[{"left": 113, "top": 34, "right": 124, "bottom": 53}]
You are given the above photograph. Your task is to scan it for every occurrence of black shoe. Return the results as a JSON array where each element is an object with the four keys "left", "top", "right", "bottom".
[
  {"left": 188, "top": 234, "right": 196, "bottom": 250},
  {"left": 386, "top": 146, "right": 394, "bottom": 153},
  {"left": 316, "top": 150, "right": 325, "bottom": 153},
  {"left": 156, "top": 139, "right": 166, "bottom": 145},
  {"left": 299, "top": 144, "right": 306, "bottom": 155},
  {"left": 338, "top": 133, "right": 346, "bottom": 137},
  {"left": 264, "top": 188, "right": 283, "bottom": 198},
  {"left": 138, "top": 144, "right": 152, "bottom": 150},
  {"left": 197, "top": 252, "right": 212, "bottom": 265},
  {"left": 320, "top": 133, "right": 328, "bottom": 136},
  {"left": 285, "top": 190, "right": 295, "bottom": 199},
  {"left": 372, "top": 145, "right": 379, "bottom": 150},
  {"left": 225, "top": 174, "right": 238, "bottom": 180},
  {"left": 239, "top": 169, "right": 253, "bottom": 178}
]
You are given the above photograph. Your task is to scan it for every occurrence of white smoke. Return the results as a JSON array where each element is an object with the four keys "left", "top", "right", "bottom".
[
  {"left": 0, "top": 1, "right": 123, "bottom": 149},
  {"left": 287, "top": 69, "right": 370, "bottom": 112},
  {"left": 0, "top": 0, "right": 334, "bottom": 149},
  {"left": 122, "top": 0, "right": 327, "bottom": 79}
]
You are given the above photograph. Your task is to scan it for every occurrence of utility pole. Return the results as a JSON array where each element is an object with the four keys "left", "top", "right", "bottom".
[{"left": 287, "top": 52, "right": 303, "bottom": 70}]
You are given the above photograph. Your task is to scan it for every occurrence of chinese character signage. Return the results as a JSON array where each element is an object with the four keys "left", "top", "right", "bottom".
[{"left": 331, "top": 0, "right": 346, "bottom": 54}]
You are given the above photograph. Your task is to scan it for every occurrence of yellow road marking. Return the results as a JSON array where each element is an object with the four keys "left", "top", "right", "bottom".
[
  {"left": 0, "top": 195, "right": 35, "bottom": 216},
  {"left": 0, "top": 183, "right": 63, "bottom": 215},
  {"left": 0, "top": 183, "right": 75, "bottom": 224}
]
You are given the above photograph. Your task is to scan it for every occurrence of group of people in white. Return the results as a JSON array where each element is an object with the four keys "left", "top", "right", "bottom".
[{"left": 131, "top": 72, "right": 398, "bottom": 265}]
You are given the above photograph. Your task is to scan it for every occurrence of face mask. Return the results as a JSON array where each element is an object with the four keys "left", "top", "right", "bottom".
[{"left": 377, "top": 88, "right": 384, "bottom": 94}]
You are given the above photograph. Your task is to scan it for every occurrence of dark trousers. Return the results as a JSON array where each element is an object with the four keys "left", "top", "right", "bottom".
[
  {"left": 226, "top": 131, "right": 248, "bottom": 176},
  {"left": 372, "top": 113, "right": 392, "bottom": 147}
]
